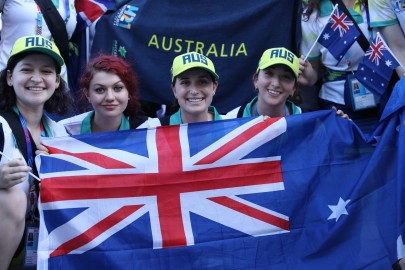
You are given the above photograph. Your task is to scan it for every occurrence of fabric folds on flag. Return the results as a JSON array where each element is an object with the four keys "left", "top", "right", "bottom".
[
  {"left": 318, "top": 5, "right": 360, "bottom": 61},
  {"left": 35, "top": 86, "right": 405, "bottom": 268},
  {"left": 371, "top": 77, "right": 405, "bottom": 262},
  {"left": 355, "top": 33, "right": 400, "bottom": 96}
]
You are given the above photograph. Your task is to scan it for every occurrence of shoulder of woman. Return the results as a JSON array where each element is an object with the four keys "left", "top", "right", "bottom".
[
  {"left": 225, "top": 106, "right": 241, "bottom": 119},
  {"left": 44, "top": 115, "right": 70, "bottom": 137},
  {"left": 58, "top": 112, "right": 92, "bottom": 126},
  {"left": 142, "top": 117, "right": 162, "bottom": 128},
  {"left": 137, "top": 117, "right": 162, "bottom": 129},
  {"left": 0, "top": 114, "right": 18, "bottom": 142},
  {"left": 0, "top": 115, "right": 22, "bottom": 163}
]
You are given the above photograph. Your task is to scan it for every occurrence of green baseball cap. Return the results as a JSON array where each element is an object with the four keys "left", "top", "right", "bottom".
[
  {"left": 257, "top": 47, "right": 299, "bottom": 78},
  {"left": 171, "top": 52, "right": 219, "bottom": 82},
  {"left": 8, "top": 35, "right": 64, "bottom": 67}
]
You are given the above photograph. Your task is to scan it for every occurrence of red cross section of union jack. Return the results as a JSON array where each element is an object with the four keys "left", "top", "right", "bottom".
[
  {"left": 365, "top": 35, "right": 386, "bottom": 66},
  {"left": 329, "top": 8, "right": 354, "bottom": 37},
  {"left": 76, "top": 0, "right": 110, "bottom": 26},
  {"left": 36, "top": 116, "right": 290, "bottom": 261}
]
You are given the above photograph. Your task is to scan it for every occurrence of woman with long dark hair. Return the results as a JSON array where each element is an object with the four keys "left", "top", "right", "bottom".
[{"left": 0, "top": 35, "right": 72, "bottom": 269}]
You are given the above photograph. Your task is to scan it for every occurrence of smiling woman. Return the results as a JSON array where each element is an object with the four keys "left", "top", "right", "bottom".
[
  {"left": 226, "top": 47, "right": 302, "bottom": 118},
  {"left": 226, "top": 47, "right": 350, "bottom": 120},
  {"left": 59, "top": 54, "right": 147, "bottom": 135},
  {"left": 142, "top": 52, "right": 226, "bottom": 127},
  {"left": 0, "top": 35, "right": 72, "bottom": 269}
]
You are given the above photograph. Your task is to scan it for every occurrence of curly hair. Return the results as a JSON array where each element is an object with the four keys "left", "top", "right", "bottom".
[
  {"left": 79, "top": 54, "right": 141, "bottom": 117},
  {"left": 0, "top": 51, "right": 73, "bottom": 115}
]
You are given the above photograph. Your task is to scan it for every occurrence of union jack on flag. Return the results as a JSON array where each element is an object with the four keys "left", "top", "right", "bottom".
[
  {"left": 355, "top": 32, "right": 400, "bottom": 96},
  {"left": 365, "top": 34, "right": 387, "bottom": 66},
  {"left": 34, "top": 111, "right": 404, "bottom": 269},
  {"left": 330, "top": 7, "right": 354, "bottom": 37},
  {"left": 318, "top": 5, "right": 361, "bottom": 60},
  {"left": 36, "top": 116, "right": 291, "bottom": 269}
]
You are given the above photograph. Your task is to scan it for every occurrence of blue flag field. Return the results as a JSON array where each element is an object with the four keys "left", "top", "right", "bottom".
[{"left": 34, "top": 78, "right": 405, "bottom": 269}]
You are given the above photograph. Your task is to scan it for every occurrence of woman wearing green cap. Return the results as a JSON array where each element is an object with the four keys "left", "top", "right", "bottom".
[
  {"left": 227, "top": 47, "right": 349, "bottom": 120},
  {"left": 0, "top": 35, "right": 72, "bottom": 269},
  {"left": 227, "top": 47, "right": 302, "bottom": 118},
  {"left": 144, "top": 52, "right": 226, "bottom": 126}
]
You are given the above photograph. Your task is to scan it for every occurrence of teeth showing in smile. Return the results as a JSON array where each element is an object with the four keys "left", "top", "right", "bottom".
[
  {"left": 28, "top": 87, "right": 44, "bottom": 91},
  {"left": 187, "top": 98, "right": 203, "bottom": 102},
  {"left": 267, "top": 89, "right": 281, "bottom": 95}
]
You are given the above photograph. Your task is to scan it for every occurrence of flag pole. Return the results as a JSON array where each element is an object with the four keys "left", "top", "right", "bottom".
[
  {"left": 377, "top": 32, "right": 405, "bottom": 71},
  {"left": 303, "top": 4, "right": 339, "bottom": 61},
  {"left": 0, "top": 150, "right": 41, "bottom": 181}
]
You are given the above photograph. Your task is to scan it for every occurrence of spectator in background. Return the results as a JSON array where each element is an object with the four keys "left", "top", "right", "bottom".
[
  {"left": 369, "top": 0, "right": 405, "bottom": 77},
  {"left": 0, "top": 0, "right": 77, "bottom": 82},
  {"left": 299, "top": 0, "right": 376, "bottom": 133}
]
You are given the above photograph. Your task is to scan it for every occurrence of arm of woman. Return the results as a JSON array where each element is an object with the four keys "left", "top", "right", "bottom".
[{"left": 0, "top": 159, "right": 31, "bottom": 189}]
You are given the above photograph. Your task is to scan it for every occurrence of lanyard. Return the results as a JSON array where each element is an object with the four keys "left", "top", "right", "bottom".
[
  {"left": 343, "top": 4, "right": 373, "bottom": 70},
  {"left": 36, "top": 6, "right": 43, "bottom": 35},
  {"left": 36, "top": 0, "right": 71, "bottom": 35},
  {"left": 62, "top": 0, "right": 71, "bottom": 24},
  {"left": 17, "top": 112, "right": 35, "bottom": 168},
  {"left": 365, "top": 2, "right": 374, "bottom": 42},
  {"left": 16, "top": 110, "right": 47, "bottom": 167},
  {"left": 15, "top": 108, "right": 48, "bottom": 224}
]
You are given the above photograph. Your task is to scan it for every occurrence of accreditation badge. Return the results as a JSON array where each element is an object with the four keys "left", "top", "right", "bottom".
[
  {"left": 346, "top": 74, "right": 378, "bottom": 111},
  {"left": 23, "top": 221, "right": 39, "bottom": 268},
  {"left": 23, "top": 184, "right": 39, "bottom": 268}
]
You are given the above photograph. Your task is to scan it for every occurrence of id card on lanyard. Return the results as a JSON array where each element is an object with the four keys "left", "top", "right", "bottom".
[
  {"left": 24, "top": 220, "right": 39, "bottom": 267},
  {"left": 24, "top": 177, "right": 39, "bottom": 267},
  {"left": 346, "top": 73, "right": 378, "bottom": 111},
  {"left": 36, "top": 0, "right": 71, "bottom": 35}
]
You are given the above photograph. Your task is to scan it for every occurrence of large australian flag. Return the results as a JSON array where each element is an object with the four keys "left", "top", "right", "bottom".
[{"left": 35, "top": 89, "right": 405, "bottom": 269}]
